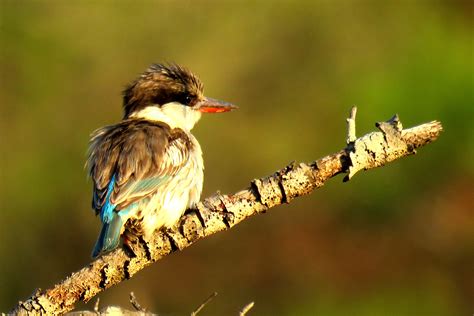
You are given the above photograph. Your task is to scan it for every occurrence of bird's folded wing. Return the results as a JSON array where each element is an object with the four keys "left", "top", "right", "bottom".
[{"left": 86, "top": 120, "right": 192, "bottom": 215}]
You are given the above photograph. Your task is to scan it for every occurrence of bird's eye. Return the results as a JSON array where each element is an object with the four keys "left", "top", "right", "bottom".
[
  {"left": 180, "top": 94, "right": 194, "bottom": 106},
  {"left": 184, "top": 95, "right": 192, "bottom": 105}
]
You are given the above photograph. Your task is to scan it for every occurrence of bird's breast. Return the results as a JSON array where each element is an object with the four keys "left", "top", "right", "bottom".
[
  {"left": 134, "top": 133, "right": 204, "bottom": 236},
  {"left": 186, "top": 134, "right": 204, "bottom": 208}
]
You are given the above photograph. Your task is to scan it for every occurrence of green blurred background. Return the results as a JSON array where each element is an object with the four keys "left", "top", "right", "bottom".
[{"left": 1, "top": 1, "right": 473, "bottom": 315}]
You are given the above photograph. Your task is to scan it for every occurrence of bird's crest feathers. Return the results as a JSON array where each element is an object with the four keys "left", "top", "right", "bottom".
[{"left": 122, "top": 63, "right": 204, "bottom": 118}]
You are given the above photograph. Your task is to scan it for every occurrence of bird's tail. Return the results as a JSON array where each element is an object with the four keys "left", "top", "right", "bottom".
[{"left": 92, "top": 213, "right": 124, "bottom": 258}]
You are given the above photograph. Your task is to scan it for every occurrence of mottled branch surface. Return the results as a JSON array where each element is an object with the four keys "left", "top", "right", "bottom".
[{"left": 11, "top": 109, "right": 443, "bottom": 315}]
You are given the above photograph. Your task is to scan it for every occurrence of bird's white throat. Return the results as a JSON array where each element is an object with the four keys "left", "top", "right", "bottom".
[{"left": 130, "top": 102, "right": 202, "bottom": 131}]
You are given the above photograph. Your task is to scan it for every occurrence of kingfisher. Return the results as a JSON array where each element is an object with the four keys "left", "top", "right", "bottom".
[{"left": 86, "top": 63, "right": 236, "bottom": 258}]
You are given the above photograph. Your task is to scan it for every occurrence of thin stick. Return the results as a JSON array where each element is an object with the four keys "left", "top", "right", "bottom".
[
  {"left": 239, "top": 302, "right": 255, "bottom": 316},
  {"left": 346, "top": 106, "right": 357, "bottom": 143},
  {"left": 191, "top": 292, "right": 218, "bottom": 316},
  {"left": 130, "top": 292, "right": 146, "bottom": 312}
]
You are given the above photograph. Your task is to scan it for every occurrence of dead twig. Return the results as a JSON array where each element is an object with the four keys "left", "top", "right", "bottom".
[
  {"left": 191, "top": 292, "right": 218, "bottom": 316},
  {"left": 239, "top": 301, "right": 255, "bottom": 316}
]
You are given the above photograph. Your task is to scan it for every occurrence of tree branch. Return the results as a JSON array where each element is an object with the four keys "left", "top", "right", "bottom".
[{"left": 11, "top": 108, "right": 443, "bottom": 315}]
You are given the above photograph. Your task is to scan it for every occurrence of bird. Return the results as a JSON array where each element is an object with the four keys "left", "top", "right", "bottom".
[{"left": 86, "top": 63, "right": 236, "bottom": 258}]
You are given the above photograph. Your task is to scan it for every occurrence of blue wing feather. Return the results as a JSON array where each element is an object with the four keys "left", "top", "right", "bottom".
[
  {"left": 92, "top": 213, "right": 123, "bottom": 258},
  {"left": 100, "top": 174, "right": 117, "bottom": 223},
  {"left": 93, "top": 174, "right": 170, "bottom": 257},
  {"left": 113, "top": 175, "right": 169, "bottom": 206}
]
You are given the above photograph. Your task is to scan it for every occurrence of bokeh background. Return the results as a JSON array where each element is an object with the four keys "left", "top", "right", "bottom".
[{"left": 1, "top": 1, "right": 473, "bottom": 315}]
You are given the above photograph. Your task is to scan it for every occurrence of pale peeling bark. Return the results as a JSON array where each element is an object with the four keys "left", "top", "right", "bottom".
[{"left": 11, "top": 108, "right": 443, "bottom": 315}]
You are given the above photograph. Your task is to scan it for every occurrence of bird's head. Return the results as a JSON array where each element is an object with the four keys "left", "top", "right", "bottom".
[{"left": 122, "top": 63, "right": 236, "bottom": 130}]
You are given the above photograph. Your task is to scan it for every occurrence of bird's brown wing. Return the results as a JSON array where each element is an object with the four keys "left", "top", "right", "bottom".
[{"left": 86, "top": 119, "right": 192, "bottom": 215}]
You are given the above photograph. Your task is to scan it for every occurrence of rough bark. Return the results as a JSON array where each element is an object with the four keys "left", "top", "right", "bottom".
[{"left": 11, "top": 108, "right": 443, "bottom": 315}]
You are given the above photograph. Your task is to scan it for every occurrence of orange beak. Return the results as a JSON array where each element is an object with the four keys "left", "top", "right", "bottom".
[{"left": 196, "top": 97, "right": 238, "bottom": 113}]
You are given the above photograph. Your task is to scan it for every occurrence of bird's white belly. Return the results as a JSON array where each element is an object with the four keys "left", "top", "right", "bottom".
[{"left": 131, "top": 137, "right": 203, "bottom": 238}]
